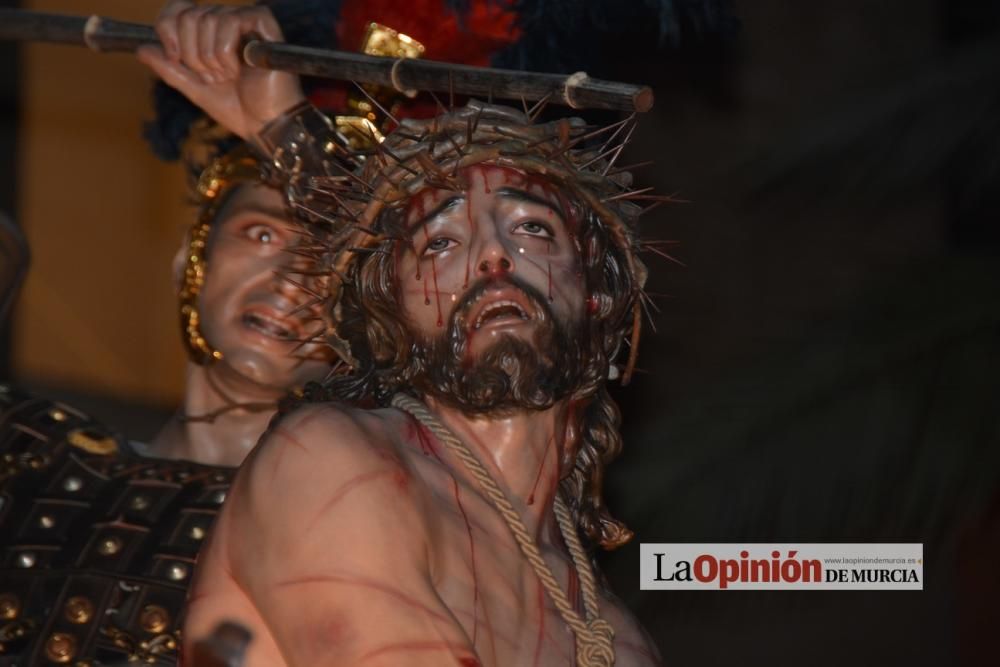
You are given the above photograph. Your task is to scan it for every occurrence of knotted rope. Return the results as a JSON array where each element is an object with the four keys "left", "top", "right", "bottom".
[{"left": 392, "top": 393, "right": 616, "bottom": 666}]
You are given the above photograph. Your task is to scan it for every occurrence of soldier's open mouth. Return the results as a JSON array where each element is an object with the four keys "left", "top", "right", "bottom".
[{"left": 242, "top": 311, "right": 294, "bottom": 340}]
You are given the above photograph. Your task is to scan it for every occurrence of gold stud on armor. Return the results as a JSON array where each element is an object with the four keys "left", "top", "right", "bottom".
[
  {"left": 167, "top": 563, "right": 189, "bottom": 581},
  {"left": 189, "top": 525, "right": 206, "bottom": 540},
  {"left": 17, "top": 552, "right": 36, "bottom": 568},
  {"left": 64, "top": 596, "right": 94, "bottom": 624},
  {"left": 39, "top": 514, "right": 55, "bottom": 529},
  {"left": 44, "top": 632, "right": 77, "bottom": 663},
  {"left": 98, "top": 536, "right": 123, "bottom": 556},
  {"left": 0, "top": 593, "right": 20, "bottom": 620},
  {"left": 62, "top": 476, "right": 82, "bottom": 492},
  {"left": 67, "top": 428, "right": 118, "bottom": 455},
  {"left": 129, "top": 495, "right": 150, "bottom": 511},
  {"left": 139, "top": 605, "right": 170, "bottom": 634}
]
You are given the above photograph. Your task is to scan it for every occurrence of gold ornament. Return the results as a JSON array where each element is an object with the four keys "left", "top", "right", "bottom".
[
  {"left": 64, "top": 596, "right": 95, "bottom": 625},
  {"left": 334, "top": 23, "right": 425, "bottom": 150},
  {"left": 67, "top": 428, "right": 118, "bottom": 455},
  {"left": 44, "top": 632, "right": 77, "bottom": 663},
  {"left": 0, "top": 593, "right": 19, "bottom": 620},
  {"left": 178, "top": 142, "right": 262, "bottom": 365},
  {"left": 138, "top": 605, "right": 170, "bottom": 635}
]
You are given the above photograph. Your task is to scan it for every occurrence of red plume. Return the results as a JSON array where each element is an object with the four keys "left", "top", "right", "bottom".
[{"left": 337, "top": 0, "right": 521, "bottom": 66}]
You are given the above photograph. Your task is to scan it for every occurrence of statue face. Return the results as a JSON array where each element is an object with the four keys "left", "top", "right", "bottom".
[
  {"left": 396, "top": 164, "right": 587, "bottom": 356},
  {"left": 195, "top": 183, "right": 331, "bottom": 389},
  {"left": 383, "top": 164, "right": 590, "bottom": 412}
]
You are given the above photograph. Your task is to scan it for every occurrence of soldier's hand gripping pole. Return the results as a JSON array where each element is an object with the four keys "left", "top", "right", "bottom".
[{"left": 0, "top": 8, "right": 654, "bottom": 113}]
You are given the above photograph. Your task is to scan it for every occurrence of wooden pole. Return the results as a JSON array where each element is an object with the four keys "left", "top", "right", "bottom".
[{"left": 0, "top": 8, "right": 654, "bottom": 113}]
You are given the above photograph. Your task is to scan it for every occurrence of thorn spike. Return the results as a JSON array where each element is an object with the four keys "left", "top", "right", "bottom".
[
  {"left": 599, "top": 113, "right": 636, "bottom": 154},
  {"left": 527, "top": 92, "right": 553, "bottom": 122},
  {"left": 602, "top": 122, "right": 637, "bottom": 176}
]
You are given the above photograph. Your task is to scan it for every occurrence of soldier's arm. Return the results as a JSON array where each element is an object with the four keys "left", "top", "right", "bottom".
[{"left": 183, "top": 403, "right": 477, "bottom": 667}]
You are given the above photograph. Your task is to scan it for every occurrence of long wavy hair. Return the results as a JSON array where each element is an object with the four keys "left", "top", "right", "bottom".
[{"left": 296, "top": 103, "right": 649, "bottom": 549}]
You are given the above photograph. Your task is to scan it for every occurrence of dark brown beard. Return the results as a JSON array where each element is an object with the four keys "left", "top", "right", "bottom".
[{"left": 410, "top": 277, "right": 588, "bottom": 416}]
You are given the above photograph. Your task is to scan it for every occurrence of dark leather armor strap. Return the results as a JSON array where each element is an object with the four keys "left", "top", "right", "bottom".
[
  {"left": 255, "top": 101, "right": 352, "bottom": 226},
  {"left": 0, "top": 384, "right": 234, "bottom": 666},
  {"left": 258, "top": 102, "right": 346, "bottom": 211}
]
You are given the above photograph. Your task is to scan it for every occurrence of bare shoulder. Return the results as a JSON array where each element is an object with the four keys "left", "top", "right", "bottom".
[
  {"left": 238, "top": 402, "right": 407, "bottom": 490},
  {"left": 189, "top": 403, "right": 474, "bottom": 664},
  {"left": 258, "top": 401, "right": 388, "bottom": 462},
  {"left": 227, "top": 402, "right": 428, "bottom": 576}
]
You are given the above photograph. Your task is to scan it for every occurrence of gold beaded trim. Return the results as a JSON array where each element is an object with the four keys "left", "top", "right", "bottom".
[{"left": 179, "top": 144, "right": 261, "bottom": 365}]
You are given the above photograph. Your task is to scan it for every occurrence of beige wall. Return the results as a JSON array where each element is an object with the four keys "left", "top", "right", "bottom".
[{"left": 14, "top": 0, "right": 193, "bottom": 405}]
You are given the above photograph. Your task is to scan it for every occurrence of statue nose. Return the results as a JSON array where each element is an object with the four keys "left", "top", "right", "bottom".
[{"left": 478, "top": 256, "right": 512, "bottom": 276}]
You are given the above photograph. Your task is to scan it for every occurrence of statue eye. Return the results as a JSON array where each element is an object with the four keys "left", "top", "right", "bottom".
[
  {"left": 424, "top": 237, "right": 457, "bottom": 254},
  {"left": 514, "top": 221, "right": 553, "bottom": 238},
  {"left": 246, "top": 224, "right": 277, "bottom": 245}
]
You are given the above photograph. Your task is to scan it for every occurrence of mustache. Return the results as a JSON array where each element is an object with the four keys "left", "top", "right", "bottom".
[
  {"left": 449, "top": 276, "right": 551, "bottom": 332},
  {"left": 412, "top": 277, "right": 583, "bottom": 415}
]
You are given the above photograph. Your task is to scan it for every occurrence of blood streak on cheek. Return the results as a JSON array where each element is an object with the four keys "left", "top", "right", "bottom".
[
  {"left": 431, "top": 255, "right": 443, "bottom": 327},
  {"left": 554, "top": 189, "right": 580, "bottom": 233},
  {"left": 464, "top": 190, "right": 473, "bottom": 289},
  {"left": 410, "top": 197, "right": 426, "bottom": 283},
  {"left": 546, "top": 241, "right": 553, "bottom": 302},
  {"left": 421, "top": 225, "right": 432, "bottom": 306},
  {"left": 459, "top": 658, "right": 481, "bottom": 667}
]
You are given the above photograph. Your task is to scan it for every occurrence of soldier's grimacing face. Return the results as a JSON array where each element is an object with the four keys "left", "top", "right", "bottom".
[
  {"left": 194, "top": 183, "right": 330, "bottom": 389},
  {"left": 396, "top": 164, "right": 587, "bottom": 356}
]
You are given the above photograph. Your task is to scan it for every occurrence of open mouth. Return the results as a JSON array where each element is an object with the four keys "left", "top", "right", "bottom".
[
  {"left": 241, "top": 310, "right": 296, "bottom": 341},
  {"left": 472, "top": 299, "right": 531, "bottom": 329}
]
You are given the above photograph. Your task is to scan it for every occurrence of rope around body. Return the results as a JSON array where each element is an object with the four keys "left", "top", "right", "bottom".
[{"left": 391, "top": 393, "right": 616, "bottom": 667}]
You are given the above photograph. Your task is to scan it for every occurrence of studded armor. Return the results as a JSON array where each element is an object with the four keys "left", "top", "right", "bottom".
[{"left": 0, "top": 384, "right": 234, "bottom": 666}]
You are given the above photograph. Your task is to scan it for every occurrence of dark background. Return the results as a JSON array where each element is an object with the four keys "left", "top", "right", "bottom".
[
  {"left": 596, "top": 1, "right": 1000, "bottom": 665},
  {"left": 3, "top": 0, "right": 999, "bottom": 665},
  {"left": 1, "top": 0, "right": 21, "bottom": 379}
]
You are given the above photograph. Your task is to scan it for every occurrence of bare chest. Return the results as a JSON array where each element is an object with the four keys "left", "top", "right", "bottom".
[
  {"left": 395, "top": 429, "right": 657, "bottom": 666},
  {"left": 425, "top": 486, "right": 579, "bottom": 665}
]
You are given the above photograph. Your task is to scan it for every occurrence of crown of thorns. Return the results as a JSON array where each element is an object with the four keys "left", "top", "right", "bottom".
[{"left": 286, "top": 100, "right": 677, "bottom": 383}]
